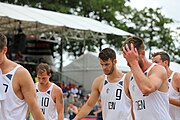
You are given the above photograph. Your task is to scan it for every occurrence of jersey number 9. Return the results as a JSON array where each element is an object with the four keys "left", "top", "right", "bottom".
[{"left": 116, "top": 89, "right": 122, "bottom": 100}]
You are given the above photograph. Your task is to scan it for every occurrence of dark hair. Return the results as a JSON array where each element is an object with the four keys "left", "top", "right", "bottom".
[
  {"left": 152, "top": 51, "right": 170, "bottom": 66},
  {"left": 0, "top": 32, "right": 7, "bottom": 51},
  {"left": 36, "top": 63, "right": 51, "bottom": 75},
  {"left": 98, "top": 48, "right": 116, "bottom": 61},
  {"left": 122, "top": 36, "right": 145, "bottom": 53}
]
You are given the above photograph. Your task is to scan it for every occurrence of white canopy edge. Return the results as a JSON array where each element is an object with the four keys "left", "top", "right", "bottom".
[{"left": 0, "top": 2, "right": 133, "bottom": 36}]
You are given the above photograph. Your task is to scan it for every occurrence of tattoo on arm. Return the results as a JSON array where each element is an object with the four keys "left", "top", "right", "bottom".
[{"left": 59, "top": 94, "right": 64, "bottom": 104}]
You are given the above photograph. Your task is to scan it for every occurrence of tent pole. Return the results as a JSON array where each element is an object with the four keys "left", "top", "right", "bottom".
[
  {"left": 99, "top": 39, "right": 102, "bottom": 51},
  {"left": 59, "top": 35, "right": 64, "bottom": 82}
]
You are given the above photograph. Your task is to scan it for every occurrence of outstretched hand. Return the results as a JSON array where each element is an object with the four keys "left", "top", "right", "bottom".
[{"left": 122, "top": 43, "right": 139, "bottom": 67}]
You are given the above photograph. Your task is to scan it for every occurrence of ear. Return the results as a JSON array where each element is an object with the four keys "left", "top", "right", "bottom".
[
  {"left": 3, "top": 47, "right": 8, "bottom": 54},
  {"left": 164, "top": 60, "right": 169, "bottom": 66},
  {"left": 114, "top": 59, "right": 117, "bottom": 64},
  {"left": 139, "top": 50, "right": 145, "bottom": 56},
  {"left": 49, "top": 73, "right": 52, "bottom": 77}
]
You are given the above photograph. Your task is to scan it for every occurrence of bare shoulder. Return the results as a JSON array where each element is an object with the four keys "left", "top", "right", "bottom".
[
  {"left": 53, "top": 83, "right": 63, "bottom": 94},
  {"left": 92, "top": 74, "right": 105, "bottom": 91},
  {"left": 151, "top": 64, "right": 167, "bottom": 77},
  {"left": 94, "top": 74, "right": 104, "bottom": 82},
  {"left": 16, "top": 66, "right": 31, "bottom": 77},
  {"left": 51, "top": 83, "right": 64, "bottom": 105},
  {"left": 153, "top": 64, "right": 166, "bottom": 73},
  {"left": 14, "top": 65, "right": 36, "bottom": 100},
  {"left": 93, "top": 74, "right": 104, "bottom": 86},
  {"left": 173, "top": 72, "right": 180, "bottom": 84},
  {"left": 174, "top": 72, "right": 180, "bottom": 79},
  {"left": 15, "top": 66, "right": 33, "bottom": 84}
]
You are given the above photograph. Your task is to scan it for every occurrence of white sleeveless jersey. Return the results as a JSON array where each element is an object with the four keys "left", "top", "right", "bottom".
[
  {"left": 168, "top": 72, "right": 180, "bottom": 120},
  {"left": 0, "top": 65, "right": 28, "bottom": 120},
  {"left": 100, "top": 74, "right": 132, "bottom": 120},
  {"left": 129, "top": 63, "right": 171, "bottom": 120},
  {"left": 33, "top": 83, "right": 58, "bottom": 120},
  {"left": 0, "top": 68, "right": 6, "bottom": 110}
]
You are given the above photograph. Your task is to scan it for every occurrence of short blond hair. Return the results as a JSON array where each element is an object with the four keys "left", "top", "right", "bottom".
[{"left": 36, "top": 63, "right": 51, "bottom": 75}]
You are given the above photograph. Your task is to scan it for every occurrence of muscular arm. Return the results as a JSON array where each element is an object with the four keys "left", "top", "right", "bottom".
[
  {"left": 19, "top": 68, "right": 44, "bottom": 120},
  {"left": 130, "top": 62, "right": 167, "bottom": 95},
  {"left": 73, "top": 77, "right": 101, "bottom": 120},
  {"left": 122, "top": 43, "right": 167, "bottom": 95},
  {"left": 54, "top": 85, "right": 64, "bottom": 120},
  {"left": 169, "top": 72, "right": 180, "bottom": 107}
]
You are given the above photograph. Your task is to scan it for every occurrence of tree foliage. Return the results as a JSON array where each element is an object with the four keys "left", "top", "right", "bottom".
[
  {"left": 124, "top": 7, "right": 179, "bottom": 61},
  {"left": 2, "top": 0, "right": 180, "bottom": 63}
]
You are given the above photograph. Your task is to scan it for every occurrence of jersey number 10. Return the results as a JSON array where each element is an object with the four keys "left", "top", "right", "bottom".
[{"left": 41, "top": 97, "right": 50, "bottom": 107}]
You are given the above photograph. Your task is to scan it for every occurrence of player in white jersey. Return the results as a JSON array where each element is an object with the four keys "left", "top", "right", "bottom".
[
  {"left": 101, "top": 74, "right": 131, "bottom": 120},
  {"left": 0, "top": 32, "right": 44, "bottom": 120},
  {"left": 122, "top": 36, "right": 171, "bottom": 120},
  {"left": 33, "top": 63, "right": 64, "bottom": 120},
  {"left": 73, "top": 48, "right": 133, "bottom": 120},
  {"left": 152, "top": 51, "right": 180, "bottom": 120}
]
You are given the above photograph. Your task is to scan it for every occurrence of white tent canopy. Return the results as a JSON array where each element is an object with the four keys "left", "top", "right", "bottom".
[
  {"left": 62, "top": 52, "right": 103, "bottom": 92},
  {"left": 62, "top": 52, "right": 130, "bottom": 92},
  {"left": 0, "top": 2, "right": 132, "bottom": 37}
]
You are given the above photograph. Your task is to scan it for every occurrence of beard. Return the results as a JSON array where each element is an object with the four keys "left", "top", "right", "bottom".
[{"left": 105, "top": 64, "right": 114, "bottom": 75}]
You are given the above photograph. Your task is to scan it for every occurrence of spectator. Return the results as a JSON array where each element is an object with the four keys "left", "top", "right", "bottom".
[
  {"left": 67, "top": 102, "right": 79, "bottom": 120},
  {"left": 70, "top": 85, "right": 78, "bottom": 96},
  {"left": 77, "top": 85, "right": 85, "bottom": 99}
]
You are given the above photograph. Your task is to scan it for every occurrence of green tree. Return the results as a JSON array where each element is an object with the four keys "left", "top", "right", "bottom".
[
  {"left": 123, "top": 7, "right": 179, "bottom": 62},
  {"left": 2, "top": 0, "right": 179, "bottom": 63}
]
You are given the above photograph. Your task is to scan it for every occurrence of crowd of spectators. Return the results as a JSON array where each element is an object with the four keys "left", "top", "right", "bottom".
[{"left": 60, "top": 81, "right": 100, "bottom": 120}]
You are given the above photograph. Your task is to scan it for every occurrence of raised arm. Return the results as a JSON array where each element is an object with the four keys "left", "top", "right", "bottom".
[
  {"left": 131, "top": 63, "right": 167, "bottom": 95},
  {"left": 122, "top": 43, "right": 168, "bottom": 95}
]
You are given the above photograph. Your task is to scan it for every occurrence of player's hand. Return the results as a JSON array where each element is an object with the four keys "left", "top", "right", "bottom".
[{"left": 122, "top": 43, "right": 139, "bottom": 67}]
